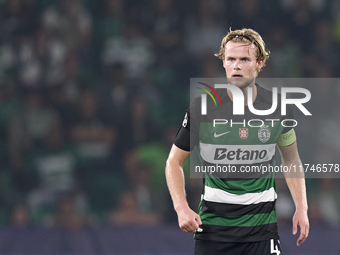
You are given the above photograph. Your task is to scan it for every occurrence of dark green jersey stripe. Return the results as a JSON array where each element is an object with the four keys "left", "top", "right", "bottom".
[
  {"left": 205, "top": 174, "right": 275, "bottom": 195},
  {"left": 199, "top": 210, "right": 277, "bottom": 227}
]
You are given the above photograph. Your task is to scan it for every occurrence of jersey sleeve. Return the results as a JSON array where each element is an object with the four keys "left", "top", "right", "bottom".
[
  {"left": 174, "top": 104, "right": 199, "bottom": 151},
  {"left": 278, "top": 105, "right": 296, "bottom": 146}
]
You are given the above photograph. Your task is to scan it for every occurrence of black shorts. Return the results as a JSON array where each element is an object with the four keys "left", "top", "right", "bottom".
[{"left": 194, "top": 238, "right": 282, "bottom": 255}]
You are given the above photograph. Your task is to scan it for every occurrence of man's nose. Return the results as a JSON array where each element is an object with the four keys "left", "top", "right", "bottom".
[{"left": 233, "top": 60, "right": 241, "bottom": 69}]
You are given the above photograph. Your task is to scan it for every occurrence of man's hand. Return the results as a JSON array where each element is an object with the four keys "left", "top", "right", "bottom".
[
  {"left": 292, "top": 208, "right": 309, "bottom": 246},
  {"left": 176, "top": 205, "right": 202, "bottom": 233}
]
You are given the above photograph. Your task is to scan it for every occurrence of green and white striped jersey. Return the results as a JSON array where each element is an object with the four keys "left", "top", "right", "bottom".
[{"left": 174, "top": 84, "right": 295, "bottom": 242}]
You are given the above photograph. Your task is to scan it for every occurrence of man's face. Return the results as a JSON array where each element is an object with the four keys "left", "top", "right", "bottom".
[{"left": 223, "top": 41, "right": 264, "bottom": 89}]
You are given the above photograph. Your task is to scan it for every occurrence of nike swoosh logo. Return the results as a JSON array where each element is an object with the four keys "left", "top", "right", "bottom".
[{"left": 214, "top": 131, "right": 230, "bottom": 138}]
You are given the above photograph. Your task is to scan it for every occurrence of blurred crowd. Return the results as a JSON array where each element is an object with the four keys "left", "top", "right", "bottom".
[{"left": 0, "top": 0, "right": 339, "bottom": 230}]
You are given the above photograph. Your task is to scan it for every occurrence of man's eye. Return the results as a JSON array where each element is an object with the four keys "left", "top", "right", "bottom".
[{"left": 242, "top": 59, "right": 249, "bottom": 62}]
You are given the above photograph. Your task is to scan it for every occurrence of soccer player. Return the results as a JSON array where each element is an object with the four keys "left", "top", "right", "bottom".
[{"left": 165, "top": 28, "right": 309, "bottom": 255}]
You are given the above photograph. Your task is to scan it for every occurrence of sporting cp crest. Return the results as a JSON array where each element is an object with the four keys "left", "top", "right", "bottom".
[
  {"left": 258, "top": 125, "right": 271, "bottom": 143},
  {"left": 239, "top": 128, "right": 248, "bottom": 139}
]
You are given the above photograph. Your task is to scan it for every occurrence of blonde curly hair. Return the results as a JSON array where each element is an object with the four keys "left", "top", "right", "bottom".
[{"left": 215, "top": 28, "right": 270, "bottom": 71}]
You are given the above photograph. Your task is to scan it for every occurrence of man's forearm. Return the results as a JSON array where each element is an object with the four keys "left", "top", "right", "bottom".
[
  {"left": 285, "top": 176, "right": 308, "bottom": 210},
  {"left": 283, "top": 159, "right": 308, "bottom": 210},
  {"left": 165, "top": 145, "right": 202, "bottom": 233},
  {"left": 165, "top": 158, "right": 189, "bottom": 212}
]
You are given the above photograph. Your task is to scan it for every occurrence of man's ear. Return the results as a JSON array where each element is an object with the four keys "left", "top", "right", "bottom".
[{"left": 257, "top": 59, "right": 265, "bottom": 71}]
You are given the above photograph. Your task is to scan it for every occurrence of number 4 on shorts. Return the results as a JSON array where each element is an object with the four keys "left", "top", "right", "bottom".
[{"left": 270, "top": 239, "right": 281, "bottom": 255}]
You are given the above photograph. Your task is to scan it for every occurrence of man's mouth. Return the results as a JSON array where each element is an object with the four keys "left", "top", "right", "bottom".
[{"left": 232, "top": 74, "right": 243, "bottom": 78}]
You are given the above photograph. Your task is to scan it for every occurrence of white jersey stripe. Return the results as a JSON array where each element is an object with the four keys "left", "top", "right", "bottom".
[{"left": 204, "top": 186, "right": 277, "bottom": 205}]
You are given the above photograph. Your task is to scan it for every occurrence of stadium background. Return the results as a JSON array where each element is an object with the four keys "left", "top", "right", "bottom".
[{"left": 0, "top": 0, "right": 339, "bottom": 254}]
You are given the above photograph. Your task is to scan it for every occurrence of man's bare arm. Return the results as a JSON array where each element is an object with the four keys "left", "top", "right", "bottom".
[
  {"left": 278, "top": 141, "right": 309, "bottom": 246},
  {"left": 165, "top": 144, "right": 202, "bottom": 233}
]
